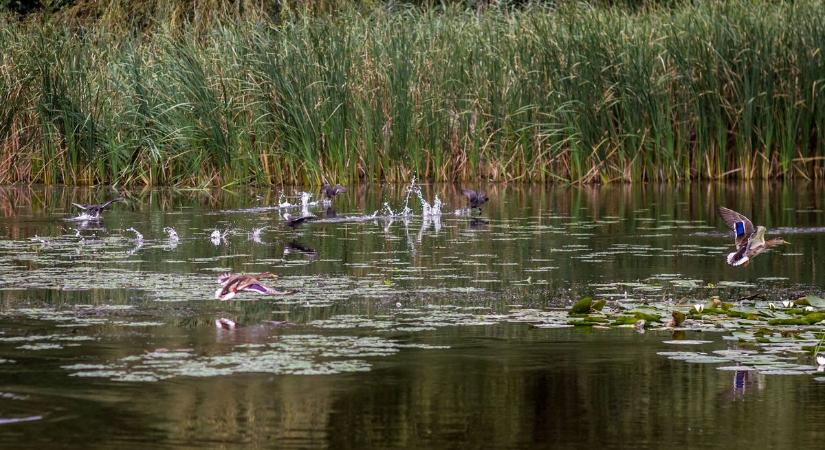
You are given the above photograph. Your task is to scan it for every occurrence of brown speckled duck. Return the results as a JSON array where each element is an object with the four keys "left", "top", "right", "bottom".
[{"left": 214, "top": 273, "right": 294, "bottom": 300}]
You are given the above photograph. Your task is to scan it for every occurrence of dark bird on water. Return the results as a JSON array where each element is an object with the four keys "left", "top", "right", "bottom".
[
  {"left": 72, "top": 197, "right": 125, "bottom": 219},
  {"left": 282, "top": 212, "right": 317, "bottom": 228},
  {"left": 462, "top": 189, "right": 488, "bottom": 211},
  {"left": 718, "top": 206, "right": 789, "bottom": 267},
  {"left": 321, "top": 184, "right": 347, "bottom": 201}
]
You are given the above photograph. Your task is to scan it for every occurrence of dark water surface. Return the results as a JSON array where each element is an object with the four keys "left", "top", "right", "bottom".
[{"left": 1, "top": 183, "right": 825, "bottom": 449}]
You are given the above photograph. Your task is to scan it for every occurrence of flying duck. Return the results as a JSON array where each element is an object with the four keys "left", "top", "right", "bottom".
[
  {"left": 71, "top": 197, "right": 124, "bottom": 219},
  {"left": 718, "top": 207, "right": 789, "bottom": 266},
  {"left": 214, "top": 273, "right": 294, "bottom": 301},
  {"left": 320, "top": 184, "right": 346, "bottom": 201},
  {"left": 282, "top": 212, "right": 317, "bottom": 228},
  {"left": 462, "top": 189, "right": 488, "bottom": 211}
]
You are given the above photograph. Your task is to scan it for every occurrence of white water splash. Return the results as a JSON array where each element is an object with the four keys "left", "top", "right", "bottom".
[
  {"left": 67, "top": 212, "right": 96, "bottom": 222},
  {"left": 126, "top": 228, "right": 144, "bottom": 243},
  {"left": 164, "top": 227, "right": 179, "bottom": 242},
  {"left": 249, "top": 227, "right": 264, "bottom": 244},
  {"left": 210, "top": 229, "right": 229, "bottom": 246},
  {"left": 164, "top": 227, "right": 179, "bottom": 249},
  {"left": 300, "top": 191, "right": 318, "bottom": 216},
  {"left": 125, "top": 228, "right": 144, "bottom": 255},
  {"left": 277, "top": 193, "right": 292, "bottom": 209}
]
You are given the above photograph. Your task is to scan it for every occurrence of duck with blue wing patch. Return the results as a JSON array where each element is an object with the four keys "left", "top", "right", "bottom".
[
  {"left": 215, "top": 273, "right": 295, "bottom": 300},
  {"left": 718, "top": 207, "right": 789, "bottom": 267}
]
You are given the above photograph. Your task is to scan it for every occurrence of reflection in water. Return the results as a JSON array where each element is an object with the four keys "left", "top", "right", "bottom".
[
  {"left": 468, "top": 217, "right": 489, "bottom": 229},
  {"left": 215, "top": 317, "right": 237, "bottom": 330},
  {"left": 283, "top": 240, "right": 318, "bottom": 261},
  {"left": 1, "top": 183, "right": 825, "bottom": 448}
]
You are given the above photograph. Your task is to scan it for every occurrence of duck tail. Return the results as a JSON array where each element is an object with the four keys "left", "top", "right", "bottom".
[{"left": 727, "top": 252, "right": 749, "bottom": 266}]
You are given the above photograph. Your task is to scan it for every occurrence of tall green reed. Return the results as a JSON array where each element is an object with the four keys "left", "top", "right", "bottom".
[{"left": 0, "top": 0, "right": 823, "bottom": 186}]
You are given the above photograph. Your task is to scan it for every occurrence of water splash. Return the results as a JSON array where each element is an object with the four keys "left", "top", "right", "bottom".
[
  {"left": 249, "top": 227, "right": 264, "bottom": 244},
  {"left": 210, "top": 229, "right": 229, "bottom": 246},
  {"left": 67, "top": 213, "right": 95, "bottom": 222},
  {"left": 277, "top": 193, "right": 292, "bottom": 209},
  {"left": 163, "top": 227, "right": 179, "bottom": 242},
  {"left": 405, "top": 176, "right": 442, "bottom": 217},
  {"left": 126, "top": 228, "right": 143, "bottom": 243},
  {"left": 125, "top": 228, "right": 144, "bottom": 255}
]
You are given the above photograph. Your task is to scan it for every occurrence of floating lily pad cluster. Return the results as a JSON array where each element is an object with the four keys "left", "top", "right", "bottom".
[
  {"left": 64, "top": 335, "right": 447, "bottom": 382},
  {"left": 576, "top": 294, "right": 825, "bottom": 376}
]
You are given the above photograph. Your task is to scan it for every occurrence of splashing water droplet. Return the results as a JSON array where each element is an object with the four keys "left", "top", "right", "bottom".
[
  {"left": 163, "top": 227, "right": 179, "bottom": 242},
  {"left": 126, "top": 228, "right": 143, "bottom": 243}
]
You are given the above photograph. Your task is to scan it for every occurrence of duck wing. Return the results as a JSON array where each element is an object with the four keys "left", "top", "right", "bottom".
[
  {"left": 288, "top": 215, "right": 317, "bottom": 227},
  {"left": 98, "top": 197, "right": 123, "bottom": 211},
  {"left": 240, "top": 280, "right": 294, "bottom": 296},
  {"left": 217, "top": 273, "right": 236, "bottom": 285},
  {"left": 718, "top": 207, "right": 755, "bottom": 249}
]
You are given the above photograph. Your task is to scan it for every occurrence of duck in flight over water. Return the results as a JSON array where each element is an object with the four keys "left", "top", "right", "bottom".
[
  {"left": 214, "top": 273, "right": 295, "bottom": 300},
  {"left": 282, "top": 212, "right": 317, "bottom": 228},
  {"left": 718, "top": 207, "right": 789, "bottom": 266},
  {"left": 72, "top": 197, "right": 125, "bottom": 219},
  {"left": 320, "top": 184, "right": 346, "bottom": 201},
  {"left": 462, "top": 189, "right": 489, "bottom": 212}
]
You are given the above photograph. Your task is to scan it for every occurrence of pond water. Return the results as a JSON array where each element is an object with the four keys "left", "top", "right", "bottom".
[{"left": 1, "top": 183, "right": 825, "bottom": 448}]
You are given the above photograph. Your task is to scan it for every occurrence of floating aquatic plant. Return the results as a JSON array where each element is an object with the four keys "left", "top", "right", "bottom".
[{"left": 64, "top": 335, "right": 447, "bottom": 382}]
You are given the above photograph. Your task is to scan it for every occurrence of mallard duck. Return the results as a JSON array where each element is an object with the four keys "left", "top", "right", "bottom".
[
  {"left": 320, "top": 184, "right": 346, "bottom": 200},
  {"left": 462, "top": 189, "right": 488, "bottom": 211},
  {"left": 71, "top": 197, "right": 124, "bottom": 219},
  {"left": 718, "top": 207, "right": 789, "bottom": 266},
  {"left": 214, "top": 273, "right": 294, "bottom": 301},
  {"left": 282, "top": 212, "right": 317, "bottom": 228}
]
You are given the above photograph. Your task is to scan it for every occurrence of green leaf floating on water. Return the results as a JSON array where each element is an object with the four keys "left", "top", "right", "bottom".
[
  {"left": 768, "top": 312, "right": 825, "bottom": 326},
  {"left": 569, "top": 297, "right": 606, "bottom": 315},
  {"left": 569, "top": 297, "right": 593, "bottom": 314}
]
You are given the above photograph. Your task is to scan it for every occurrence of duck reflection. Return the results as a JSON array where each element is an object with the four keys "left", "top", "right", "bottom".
[
  {"left": 468, "top": 217, "right": 489, "bottom": 230},
  {"left": 720, "top": 369, "right": 763, "bottom": 402},
  {"left": 215, "top": 317, "right": 293, "bottom": 343},
  {"left": 283, "top": 240, "right": 318, "bottom": 261}
]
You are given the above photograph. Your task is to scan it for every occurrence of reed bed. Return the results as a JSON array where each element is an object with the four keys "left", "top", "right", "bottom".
[{"left": 0, "top": 0, "right": 824, "bottom": 186}]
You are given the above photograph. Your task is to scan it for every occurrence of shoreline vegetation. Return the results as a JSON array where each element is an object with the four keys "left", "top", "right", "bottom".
[{"left": 1, "top": 0, "right": 824, "bottom": 186}]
